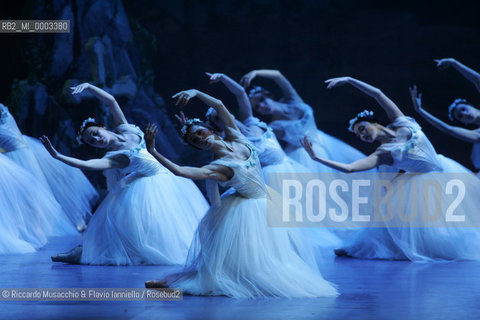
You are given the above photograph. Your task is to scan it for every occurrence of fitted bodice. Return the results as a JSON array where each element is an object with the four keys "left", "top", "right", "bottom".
[
  {"left": 0, "top": 104, "right": 28, "bottom": 152},
  {"left": 242, "top": 116, "right": 286, "bottom": 166},
  {"left": 102, "top": 124, "right": 169, "bottom": 190},
  {"left": 211, "top": 127, "right": 267, "bottom": 199},
  {"left": 269, "top": 99, "right": 318, "bottom": 148},
  {"left": 377, "top": 116, "right": 442, "bottom": 173}
]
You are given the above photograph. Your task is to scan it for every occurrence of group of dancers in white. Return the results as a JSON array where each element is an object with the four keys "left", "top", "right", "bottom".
[{"left": 2, "top": 58, "right": 480, "bottom": 298}]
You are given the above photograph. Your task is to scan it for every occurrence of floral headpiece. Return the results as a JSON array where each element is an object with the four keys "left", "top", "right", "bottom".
[
  {"left": 448, "top": 98, "right": 467, "bottom": 121},
  {"left": 348, "top": 110, "right": 375, "bottom": 132},
  {"left": 248, "top": 86, "right": 270, "bottom": 98},
  {"left": 76, "top": 117, "right": 97, "bottom": 144},
  {"left": 180, "top": 118, "right": 202, "bottom": 136}
]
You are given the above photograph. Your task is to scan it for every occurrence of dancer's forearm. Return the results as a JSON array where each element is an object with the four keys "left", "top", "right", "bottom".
[
  {"left": 148, "top": 148, "right": 228, "bottom": 181},
  {"left": 311, "top": 153, "right": 379, "bottom": 173},
  {"left": 54, "top": 154, "right": 116, "bottom": 171},
  {"left": 345, "top": 78, "right": 404, "bottom": 121},
  {"left": 417, "top": 108, "right": 480, "bottom": 143},
  {"left": 86, "top": 84, "right": 128, "bottom": 126},
  {"left": 219, "top": 74, "right": 253, "bottom": 120},
  {"left": 450, "top": 60, "right": 480, "bottom": 91}
]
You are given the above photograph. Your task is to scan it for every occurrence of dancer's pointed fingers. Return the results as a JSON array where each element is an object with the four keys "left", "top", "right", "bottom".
[
  {"left": 180, "top": 111, "right": 187, "bottom": 122},
  {"left": 172, "top": 91, "right": 183, "bottom": 99}
]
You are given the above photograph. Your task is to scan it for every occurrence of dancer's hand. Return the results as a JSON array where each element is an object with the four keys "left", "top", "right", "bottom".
[
  {"left": 300, "top": 136, "right": 317, "bottom": 160},
  {"left": 409, "top": 85, "right": 423, "bottom": 112},
  {"left": 172, "top": 90, "right": 198, "bottom": 108},
  {"left": 70, "top": 83, "right": 90, "bottom": 95},
  {"left": 39, "top": 135, "right": 59, "bottom": 158},
  {"left": 145, "top": 123, "right": 158, "bottom": 152},
  {"left": 434, "top": 58, "right": 456, "bottom": 71},
  {"left": 240, "top": 70, "right": 257, "bottom": 88},
  {"left": 205, "top": 72, "right": 224, "bottom": 84},
  {"left": 174, "top": 111, "right": 189, "bottom": 126},
  {"left": 325, "top": 77, "right": 351, "bottom": 89}
]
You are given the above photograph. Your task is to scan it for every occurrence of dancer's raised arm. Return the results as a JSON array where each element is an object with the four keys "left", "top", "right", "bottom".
[
  {"left": 325, "top": 76, "right": 404, "bottom": 121},
  {"left": 39, "top": 136, "right": 128, "bottom": 170},
  {"left": 240, "top": 69, "right": 300, "bottom": 101},
  {"left": 206, "top": 72, "right": 252, "bottom": 121},
  {"left": 435, "top": 58, "right": 480, "bottom": 92},
  {"left": 71, "top": 83, "right": 128, "bottom": 126},
  {"left": 410, "top": 86, "right": 480, "bottom": 143},
  {"left": 300, "top": 136, "right": 387, "bottom": 172},
  {"left": 172, "top": 89, "right": 239, "bottom": 132},
  {"left": 144, "top": 123, "right": 229, "bottom": 182}
]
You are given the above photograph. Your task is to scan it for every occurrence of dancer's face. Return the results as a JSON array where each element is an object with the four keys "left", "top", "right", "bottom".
[
  {"left": 250, "top": 93, "right": 275, "bottom": 115},
  {"left": 82, "top": 126, "right": 110, "bottom": 148},
  {"left": 185, "top": 125, "right": 216, "bottom": 150},
  {"left": 453, "top": 104, "right": 477, "bottom": 124},
  {"left": 353, "top": 121, "right": 377, "bottom": 143}
]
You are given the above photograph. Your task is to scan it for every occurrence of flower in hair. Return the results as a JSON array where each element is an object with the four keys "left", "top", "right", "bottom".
[
  {"left": 181, "top": 118, "right": 202, "bottom": 136},
  {"left": 348, "top": 110, "right": 375, "bottom": 132},
  {"left": 448, "top": 98, "right": 467, "bottom": 121},
  {"left": 76, "top": 117, "right": 97, "bottom": 144}
]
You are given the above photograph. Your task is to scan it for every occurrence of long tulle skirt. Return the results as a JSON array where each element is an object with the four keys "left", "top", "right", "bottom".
[
  {"left": 0, "top": 155, "right": 76, "bottom": 254},
  {"left": 7, "top": 137, "right": 99, "bottom": 230},
  {"left": 165, "top": 188, "right": 339, "bottom": 298},
  {"left": 81, "top": 172, "right": 209, "bottom": 265}
]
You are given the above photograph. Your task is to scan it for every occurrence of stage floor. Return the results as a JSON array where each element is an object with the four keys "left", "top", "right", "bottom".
[{"left": 1, "top": 235, "right": 479, "bottom": 320}]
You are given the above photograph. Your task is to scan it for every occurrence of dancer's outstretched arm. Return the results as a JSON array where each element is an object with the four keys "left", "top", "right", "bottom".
[
  {"left": 435, "top": 58, "right": 480, "bottom": 92},
  {"left": 410, "top": 86, "right": 480, "bottom": 143},
  {"left": 172, "top": 89, "right": 239, "bottom": 132},
  {"left": 70, "top": 83, "right": 128, "bottom": 126},
  {"left": 144, "top": 124, "right": 229, "bottom": 181},
  {"left": 206, "top": 72, "right": 252, "bottom": 121},
  {"left": 325, "top": 76, "right": 404, "bottom": 122},
  {"left": 300, "top": 136, "right": 386, "bottom": 172},
  {"left": 240, "top": 69, "right": 300, "bottom": 101},
  {"left": 39, "top": 136, "right": 128, "bottom": 170}
]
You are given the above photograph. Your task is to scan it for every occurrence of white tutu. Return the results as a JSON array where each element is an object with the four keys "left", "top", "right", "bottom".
[
  {"left": 81, "top": 124, "right": 209, "bottom": 265},
  {"left": 165, "top": 128, "right": 338, "bottom": 298},
  {"left": 0, "top": 104, "right": 98, "bottom": 230},
  {"left": 24, "top": 136, "right": 99, "bottom": 230},
  {"left": 0, "top": 154, "right": 76, "bottom": 254},
  {"left": 339, "top": 117, "right": 480, "bottom": 262}
]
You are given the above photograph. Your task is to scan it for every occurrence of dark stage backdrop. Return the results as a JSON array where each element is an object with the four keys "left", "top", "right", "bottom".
[{"left": 1, "top": 0, "right": 479, "bottom": 184}]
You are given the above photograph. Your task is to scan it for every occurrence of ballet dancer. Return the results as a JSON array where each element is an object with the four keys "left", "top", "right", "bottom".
[
  {"left": 0, "top": 103, "right": 98, "bottom": 231},
  {"left": 41, "top": 83, "right": 209, "bottom": 265},
  {"left": 205, "top": 72, "right": 352, "bottom": 246},
  {"left": 300, "top": 76, "right": 480, "bottom": 261},
  {"left": 144, "top": 89, "right": 338, "bottom": 298},
  {"left": 0, "top": 153, "right": 76, "bottom": 253},
  {"left": 413, "top": 58, "right": 480, "bottom": 171}
]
